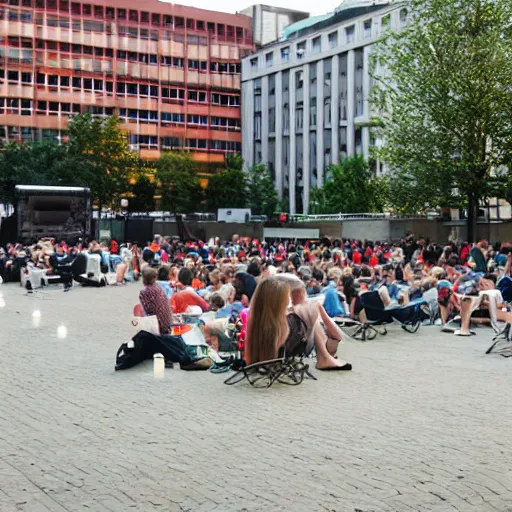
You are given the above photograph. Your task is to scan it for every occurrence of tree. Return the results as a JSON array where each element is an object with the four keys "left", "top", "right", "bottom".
[
  {"left": 155, "top": 152, "right": 204, "bottom": 213},
  {"left": 248, "top": 163, "right": 279, "bottom": 217},
  {"left": 308, "top": 156, "right": 384, "bottom": 214},
  {"left": 205, "top": 154, "right": 249, "bottom": 211},
  {"left": 65, "top": 114, "right": 137, "bottom": 209},
  {"left": 372, "top": 0, "right": 512, "bottom": 241},
  {"left": 0, "top": 140, "right": 68, "bottom": 207},
  {"left": 128, "top": 175, "right": 156, "bottom": 212}
]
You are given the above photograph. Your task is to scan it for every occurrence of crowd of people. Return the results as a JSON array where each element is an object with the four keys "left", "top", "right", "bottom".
[{"left": 2, "top": 234, "right": 512, "bottom": 372}]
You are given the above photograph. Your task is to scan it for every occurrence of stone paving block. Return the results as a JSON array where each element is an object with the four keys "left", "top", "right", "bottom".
[{"left": 1, "top": 284, "right": 512, "bottom": 512}]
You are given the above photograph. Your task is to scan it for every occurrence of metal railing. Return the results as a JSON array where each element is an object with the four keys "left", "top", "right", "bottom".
[{"left": 289, "top": 213, "right": 431, "bottom": 223}]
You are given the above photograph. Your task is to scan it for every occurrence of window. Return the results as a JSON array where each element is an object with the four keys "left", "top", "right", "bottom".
[
  {"left": 345, "top": 25, "right": 355, "bottom": 43},
  {"left": 296, "top": 42, "right": 306, "bottom": 60},
  {"left": 328, "top": 32, "right": 338, "bottom": 49},
  {"left": 363, "top": 19, "right": 372, "bottom": 38},
  {"left": 161, "top": 137, "right": 184, "bottom": 149},
  {"left": 250, "top": 57, "right": 258, "bottom": 69},
  {"left": 296, "top": 108, "right": 303, "bottom": 131},
  {"left": 60, "top": 76, "right": 69, "bottom": 87},
  {"left": 382, "top": 14, "right": 391, "bottom": 29},
  {"left": 324, "top": 98, "right": 331, "bottom": 126},
  {"left": 312, "top": 36, "right": 321, "bottom": 54},
  {"left": 187, "top": 114, "right": 208, "bottom": 126},
  {"left": 310, "top": 97, "right": 317, "bottom": 126},
  {"left": 281, "top": 46, "right": 289, "bottom": 63},
  {"left": 265, "top": 52, "right": 273, "bottom": 68},
  {"left": 188, "top": 59, "right": 199, "bottom": 70},
  {"left": 400, "top": 8, "right": 408, "bottom": 22}
]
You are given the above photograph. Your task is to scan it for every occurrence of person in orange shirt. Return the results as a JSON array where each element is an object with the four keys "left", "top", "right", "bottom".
[{"left": 170, "top": 267, "right": 209, "bottom": 314}]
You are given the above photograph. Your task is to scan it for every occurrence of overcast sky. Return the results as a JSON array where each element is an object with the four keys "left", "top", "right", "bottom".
[{"left": 165, "top": 0, "right": 337, "bottom": 17}]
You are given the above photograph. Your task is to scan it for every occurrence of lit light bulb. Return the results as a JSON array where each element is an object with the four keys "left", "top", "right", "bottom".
[{"left": 57, "top": 325, "right": 68, "bottom": 339}]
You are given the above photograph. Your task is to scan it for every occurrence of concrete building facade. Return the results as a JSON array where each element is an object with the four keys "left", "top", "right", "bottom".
[
  {"left": 239, "top": 4, "right": 309, "bottom": 47},
  {"left": 0, "top": 0, "right": 254, "bottom": 166},
  {"left": 241, "top": 0, "right": 408, "bottom": 214}
]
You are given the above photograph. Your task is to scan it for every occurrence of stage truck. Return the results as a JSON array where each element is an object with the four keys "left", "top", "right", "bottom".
[{"left": 15, "top": 185, "right": 92, "bottom": 243}]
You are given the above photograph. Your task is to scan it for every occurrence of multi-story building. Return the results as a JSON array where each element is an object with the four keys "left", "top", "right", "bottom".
[
  {"left": 241, "top": 0, "right": 408, "bottom": 214},
  {"left": 0, "top": 0, "right": 253, "bottom": 167},
  {"left": 239, "top": 4, "right": 309, "bottom": 47}
]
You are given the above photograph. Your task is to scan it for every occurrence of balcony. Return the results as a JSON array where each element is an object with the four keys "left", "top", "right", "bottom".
[
  {"left": 117, "top": 97, "right": 158, "bottom": 110},
  {"left": 2, "top": 84, "right": 34, "bottom": 100},
  {"left": 159, "top": 67, "right": 185, "bottom": 83},
  {"left": 209, "top": 129, "right": 241, "bottom": 142},
  {"left": 2, "top": 21, "right": 34, "bottom": 38},
  {"left": 210, "top": 44, "right": 240, "bottom": 60},
  {"left": 159, "top": 40, "right": 185, "bottom": 57}
]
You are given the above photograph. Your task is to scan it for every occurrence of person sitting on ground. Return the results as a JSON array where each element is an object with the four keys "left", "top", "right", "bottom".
[
  {"left": 469, "top": 240, "right": 489, "bottom": 273},
  {"left": 275, "top": 274, "right": 352, "bottom": 371},
  {"left": 139, "top": 267, "right": 174, "bottom": 334},
  {"left": 156, "top": 264, "right": 174, "bottom": 300},
  {"left": 170, "top": 267, "right": 209, "bottom": 314},
  {"left": 245, "top": 277, "right": 291, "bottom": 364},
  {"left": 233, "top": 271, "right": 257, "bottom": 307},
  {"left": 247, "top": 259, "right": 262, "bottom": 283}
]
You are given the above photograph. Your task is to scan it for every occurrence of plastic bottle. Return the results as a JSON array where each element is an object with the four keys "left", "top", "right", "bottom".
[{"left": 153, "top": 353, "right": 165, "bottom": 379}]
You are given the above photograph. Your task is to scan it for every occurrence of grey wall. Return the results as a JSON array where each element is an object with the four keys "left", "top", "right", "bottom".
[{"left": 341, "top": 219, "right": 390, "bottom": 241}]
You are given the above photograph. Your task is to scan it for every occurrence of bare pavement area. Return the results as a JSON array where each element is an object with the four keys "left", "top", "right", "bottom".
[{"left": 1, "top": 283, "right": 512, "bottom": 512}]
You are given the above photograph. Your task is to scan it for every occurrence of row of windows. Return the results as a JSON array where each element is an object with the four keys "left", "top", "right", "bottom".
[
  {"left": 0, "top": 1, "right": 248, "bottom": 41},
  {"left": 0, "top": 126, "right": 241, "bottom": 153},
  {"left": 251, "top": 9, "right": 408, "bottom": 69},
  {"left": 130, "top": 134, "right": 240, "bottom": 152},
  {"left": 5, "top": 37, "right": 241, "bottom": 73},
  {"left": 121, "top": 109, "right": 240, "bottom": 129},
  {"left": 0, "top": 98, "right": 241, "bottom": 129},
  {"left": 0, "top": 71, "right": 241, "bottom": 106}
]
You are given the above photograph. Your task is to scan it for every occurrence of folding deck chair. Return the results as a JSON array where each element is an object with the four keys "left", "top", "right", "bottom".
[{"left": 339, "top": 291, "right": 430, "bottom": 341}]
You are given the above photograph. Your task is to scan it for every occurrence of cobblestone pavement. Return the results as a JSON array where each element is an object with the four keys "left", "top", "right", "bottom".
[{"left": 1, "top": 283, "right": 512, "bottom": 512}]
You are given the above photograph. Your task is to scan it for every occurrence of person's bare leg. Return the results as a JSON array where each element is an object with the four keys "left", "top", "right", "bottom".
[
  {"left": 439, "top": 304, "right": 451, "bottom": 325},
  {"left": 378, "top": 286, "right": 392, "bottom": 307},
  {"left": 458, "top": 297, "right": 473, "bottom": 335},
  {"left": 315, "top": 304, "right": 349, "bottom": 368}
]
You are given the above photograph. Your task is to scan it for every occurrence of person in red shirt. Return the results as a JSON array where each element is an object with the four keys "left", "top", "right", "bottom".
[{"left": 170, "top": 267, "right": 209, "bottom": 314}]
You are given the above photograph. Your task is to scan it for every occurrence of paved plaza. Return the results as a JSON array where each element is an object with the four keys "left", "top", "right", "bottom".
[{"left": 0, "top": 283, "right": 512, "bottom": 512}]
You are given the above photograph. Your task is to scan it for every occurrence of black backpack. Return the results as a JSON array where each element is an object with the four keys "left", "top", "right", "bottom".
[{"left": 280, "top": 313, "right": 308, "bottom": 358}]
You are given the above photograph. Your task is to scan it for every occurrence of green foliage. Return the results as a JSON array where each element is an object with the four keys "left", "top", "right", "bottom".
[
  {"left": 155, "top": 152, "right": 204, "bottom": 213},
  {"left": 205, "top": 166, "right": 249, "bottom": 211},
  {"left": 128, "top": 175, "right": 156, "bottom": 212},
  {"left": 371, "top": 0, "right": 512, "bottom": 231},
  {"left": 66, "top": 114, "right": 137, "bottom": 207},
  {"left": 0, "top": 140, "right": 67, "bottom": 205},
  {"left": 248, "top": 163, "right": 279, "bottom": 217},
  {"left": 308, "top": 156, "right": 384, "bottom": 214}
]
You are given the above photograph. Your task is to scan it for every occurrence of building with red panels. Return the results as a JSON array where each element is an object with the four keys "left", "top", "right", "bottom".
[{"left": 0, "top": 0, "right": 253, "bottom": 166}]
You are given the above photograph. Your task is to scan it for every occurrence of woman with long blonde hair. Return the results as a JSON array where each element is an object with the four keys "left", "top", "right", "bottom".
[{"left": 246, "top": 277, "right": 290, "bottom": 364}]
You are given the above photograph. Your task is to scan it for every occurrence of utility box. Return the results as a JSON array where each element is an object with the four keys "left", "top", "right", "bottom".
[{"left": 217, "top": 209, "right": 251, "bottom": 223}]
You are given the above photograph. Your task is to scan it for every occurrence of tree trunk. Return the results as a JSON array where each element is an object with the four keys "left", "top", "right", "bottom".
[
  {"left": 96, "top": 199, "right": 102, "bottom": 240},
  {"left": 467, "top": 193, "right": 478, "bottom": 243}
]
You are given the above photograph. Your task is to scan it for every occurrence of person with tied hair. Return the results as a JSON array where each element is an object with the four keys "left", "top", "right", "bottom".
[{"left": 139, "top": 267, "right": 174, "bottom": 334}]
